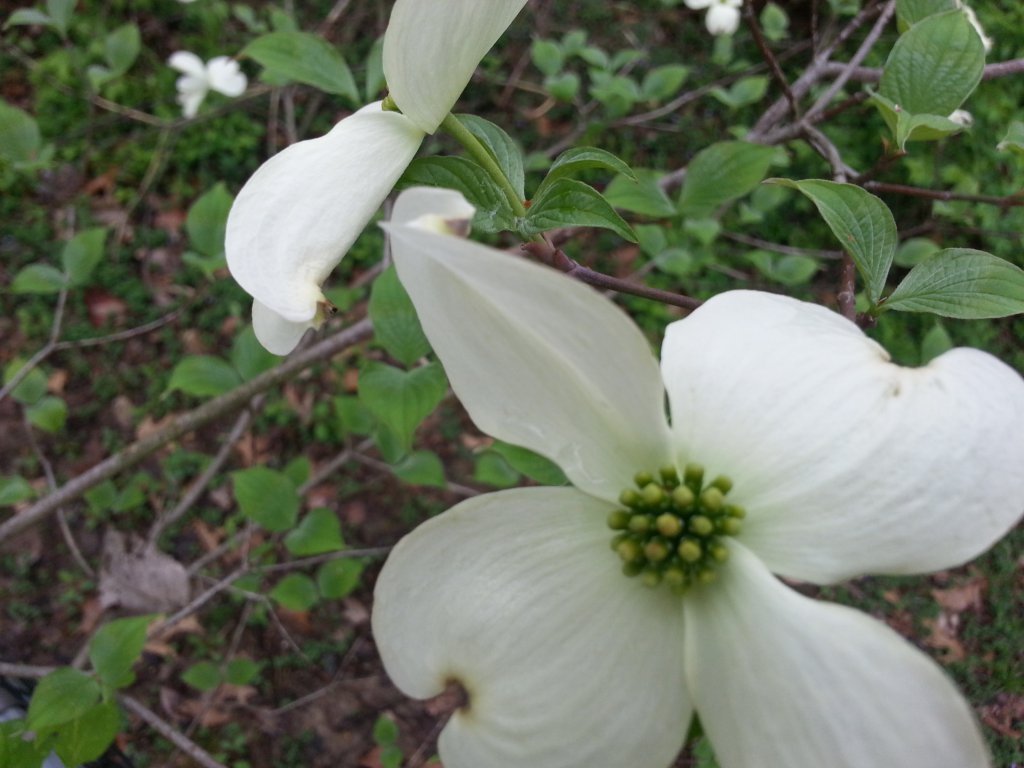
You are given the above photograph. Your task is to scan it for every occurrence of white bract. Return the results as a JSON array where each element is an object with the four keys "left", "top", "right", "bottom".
[
  {"left": 225, "top": 0, "right": 528, "bottom": 354},
  {"left": 168, "top": 52, "right": 247, "bottom": 119},
  {"left": 684, "top": 0, "right": 743, "bottom": 36},
  {"left": 958, "top": 2, "right": 993, "bottom": 52},
  {"left": 373, "top": 187, "right": 1024, "bottom": 768}
]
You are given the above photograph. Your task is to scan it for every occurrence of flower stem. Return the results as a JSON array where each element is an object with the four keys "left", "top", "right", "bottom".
[{"left": 440, "top": 113, "right": 527, "bottom": 218}]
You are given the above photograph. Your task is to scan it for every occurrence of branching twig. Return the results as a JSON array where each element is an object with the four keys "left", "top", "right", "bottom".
[
  {"left": 121, "top": 695, "right": 229, "bottom": 768},
  {"left": 744, "top": 1, "right": 799, "bottom": 119},
  {"left": 864, "top": 181, "right": 1024, "bottom": 207},
  {"left": 0, "top": 318, "right": 374, "bottom": 543}
]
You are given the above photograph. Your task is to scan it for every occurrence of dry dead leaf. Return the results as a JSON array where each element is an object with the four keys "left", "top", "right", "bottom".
[
  {"left": 922, "top": 614, "right": 966, "bottom": 663},
  {"left": 931, "top": 578, "right": 986, "bottom": 613},
  {"left": 979, "top": 693, "right": 1024, "bottom": 739},
  {"left": 99, "top": 530, "right": 190, "bottom": 613}
]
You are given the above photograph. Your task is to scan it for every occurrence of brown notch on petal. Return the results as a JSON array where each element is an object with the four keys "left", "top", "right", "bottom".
[{"left": 426, "top": 677, "right": 472, "bottom": 717}]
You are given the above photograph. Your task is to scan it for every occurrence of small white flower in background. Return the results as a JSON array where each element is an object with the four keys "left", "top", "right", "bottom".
[
  {"left": 371, "top": 186, "right": 1024, "bottom": 768},
  {"left": 948, "top": 109, "right": 974, "bottom": 127},
  {"left": 168, "top": 52, "right": 247, "bottom": 119},
  {"left": 225, "top": 0, "right": 528, "bottom": 355},
  {"left": 958, "top": 1, "right": 993, "bottom": 52},
  {"left": 684, "top": 0, "right": 743, "bottom": 36}
]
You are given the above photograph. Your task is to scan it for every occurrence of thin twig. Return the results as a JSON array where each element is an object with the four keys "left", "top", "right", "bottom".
[
  {"left": 722, "top": 231, "right": 842, "bottom": 260},
  {"left": 744, "top": 1, "right": 799, "bottom": 119},
  {"left": 147, "top": 396, "right": 264, "bottom": 547},
  {"left": 820, "top": 56, "right": 1024, "bottom": 84},
  {"left": 54, "top": 307, "right": 183, "bottom": 350},
  {"left": 864, "top": 181, "right": 1024, "bottom": 207},
  {"left": 0, "top": 288, "right": 67, "bottom": 404},
  {"left": 121, "top": 695, "right": 229, "bottom": 768},
  {"left": 0, "top": 317, "right": 373, "bottom": 543}
]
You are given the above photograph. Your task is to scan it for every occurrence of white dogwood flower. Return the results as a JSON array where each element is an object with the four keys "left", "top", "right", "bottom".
[
  {"left": 168, "top": 52, "right": 246, "bottom": 119},
  {"left": 225, "top": 0, "right": 527, "bottom": 354},
  {"left": 372, "top": 187, "right": 1024, "bottom": 768},
  {"left": 685, "top": 0, "right": 743, "bottom": 36}
]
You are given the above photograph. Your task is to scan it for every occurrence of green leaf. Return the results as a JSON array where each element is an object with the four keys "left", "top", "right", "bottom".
[
  {"left": 895, "top": 0, "right": 957, "bottom": 31},
  {"left": 399, "top": 156, "right": 516, "bottom": 234},
  {"left": 473, "top": 451, "right": 520, "bottom": 488},
  {"left": 770, "top": 179, "right": 895, "bottom": 304},
  {"left": 894, "top": 111, "right": 963, "bottom": 150},
  {"left": 284, "top": 508, "right": 345, "bottom": 556},
  {"left": 0, "top": 475, "right": 35, "bottom": 505},
  {"left": 283, "top": 455, "right": 311, "bottom": 487},
  {"left": 359, "top": 362, "right": 447, "bottom": 455},
  {"left": 27, "top": 395, "right": 67, "bottom": 432},
  {"left": 61, "top": 228, "right": 107, "bottom": 287},
  {"left": 544, "top": 71, "right": 580, "bottom": 102},
  {"left": 920, "top": 320, "right": 953, "bottom": 364},
  {"left": 760, "top": 2, "right": 789, "bottom": 40},
  {"left": 333, "top": 395, "right": 375, "bottom": 438},
  {"left": 603, "top": 170, "right": 675, "bottom": 217},
  {"left": 45, "top": 0, "right": 74, "bottom": 36},
  {"left": 708, "top": 76, "right": 768, "bottom": 109},
  {"left": 879, "top": 10, "right": 984, "bottom": 116},
  {"left": 369, "top": 266, "right": 431, "bottom": 368},
  {"left": 186, "top": 182, "right": 234, "bottom": 259},
  {"left": 882, "top": 248, "right": 1024, "bottom": 318},
  {"left": 373, "top": 715, "right": 399, "bottom": 747},
  {"left": 89, "top": 615, "right": 155, "bottom": 689},
  {"left": 3, "top": 358, "right": 47, "bottom": 405},
  {"left": 679, "top": 142, "right": 776, "bottom": 217},
  {"left": 640, "top": 64, "right": 689, "bottom": 102},
  {"left": 225, "top": 658, "right": 261, "bottom": 686},
  {"left": 456, "top": 114, "right": 525, "bottom": 200},
  {"left": 541, "top": 147, "right": 636, "bottom": 192},
  {"left": 270, "top": 573, "right": 320, "bottom": 611},
  {"left": 531, "top": 38, "right": 564, "bottom": 76},
  {"left": 5, "top": 9, "right": 54, "bottom": 28},
  {"left": 242, "top": 31, "right": 359, "bottom": 103},
  {"left": 997, "top": 121, "right": 1024, "bottom": 156},
  {"left": 364, "top": 36, "right": 385, "bottom": 101},
  {"left": 182, "top": 661, "right": 221, "bottom": 691},
  {"left": 0, "top": 718, "right": 51, "bottom": 768},
  {"left": 52, "top": 701, "right": 120, "bottom": 766},
  {"left": 12, "top": 263, "right": 66, "bottom": 294},
  {"left": 894, "top": 237, "right": 940, "bottom": 268},
  {"left": 166, "top": 355, "right": 243, "bottom": 398},
  {"left": 317, "top": 558, "right": 365, "bottom": 599},
  {"left": 489, "top": 441, "right": 568, "bottom": 486},
  {"left": 522, "top": 178, "right": 637, "bottom": 242},
  {"left": 230, "top": 324, "right": 278, "bottom": 381},
  {"left": 27, "top": 669, "right": 101, "bottom": 731},
  {"left": 103, "top": 23, "right": 140, "bottom": 74},
  {"left": 391, "top": 450, "right": 446, "bottom": 488},
  {"left": 232, "top": 466, "right": 300, "bottom": 532},
  {"left": 0, "top": 99, "right": 42, "bottom": 164}
]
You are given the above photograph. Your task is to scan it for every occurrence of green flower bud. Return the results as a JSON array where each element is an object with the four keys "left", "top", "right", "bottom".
[
  {"left": 659, "top": 465, "right": 680, "bottom": 485},
  {"left": 607, "top": 510, "right": 631, "bottom": 530},
  {"left": 671, "top": 485, "right": 695, "bottom": 509},
  {"left": 663, "top": 566, "right": 687, "bottom": 588},
  {"left": 616, "top": 538, "right": 643, "bottom": 563},
  {"left": 634, "top": 470, "right": 654, "bottom": 488},
  {"left": 710, "top": 475, "right": 733, "bottom": 494},
  {"left": 696, "top": 568, "right": 718, "bottom": 585},
  {"left": 619, "top": 489, "right": 640, "bottom": 508},
  {"left": 700, "top": 486, "right": 724, "bottom": 513},
  {"left": 689, "top": 515, "right": 714, "bottom": 536},
  {"left": 655, "top": 512, "right": 683, "bottom": 538},
  {"left": 643, "top": 539, "right": 670, "bottom": 563},
  {"left": 640, "top": 483, "right": 665, "bottom": 507},
  {"left": 628, "top": 514, "right": 653, "bottom": 534},
  {"left": 684, "top": 463, "right": 705, "bottom": 487},
  {"left": 727, "top": 504, "right": 746, "bottom": 519},
  {"left": 720, "top": 517, "right": 742, "bottom": 536},
  {"left": 622, "top": 561, "right": 644, "bottom": 578},
  {"left": 641, "top": 568, "right": 663, "bottom": 588},
  {"left": 677, "top": 539, "right": 702, "bottom": 563},
  {"left": 710, "top": 543, "right": 730, "bottom": 562}
]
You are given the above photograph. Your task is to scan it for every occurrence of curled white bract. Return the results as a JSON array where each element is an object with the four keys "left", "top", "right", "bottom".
[
  {"left": 372, "top": 186, "right": 1024, "bottom": 768},
  {"left": 168, "top": 52, "right": 246, "bottom": 119},
  {"left": 225, "top": 0, "right": 528, "bottom": 353},
  {"left": 684, "top": 0, "right": 743, "bottom": 36}
]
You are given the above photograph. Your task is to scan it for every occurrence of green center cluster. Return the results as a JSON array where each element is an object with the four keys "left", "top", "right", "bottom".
[{"left": 608, "top": 464, "right": 744, "bottom": 594}]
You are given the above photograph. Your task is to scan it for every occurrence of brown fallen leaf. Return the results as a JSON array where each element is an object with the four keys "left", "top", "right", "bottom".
[
  {"left": 931, "top": 577, "right": 986, "bottom": 614},
  {"left": 921, "top": 613, "right": 966, "bottom": 663},
  {"left": 979, "top": 692, "right": 1024, "bottom": 739},
  {"left": 99, "top": 530, "right": 191, "bottom": 613}
]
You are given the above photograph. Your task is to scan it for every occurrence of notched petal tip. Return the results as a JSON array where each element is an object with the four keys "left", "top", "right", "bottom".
[{"left": 252, "top": 299, "right": 313, "bottom": 355}]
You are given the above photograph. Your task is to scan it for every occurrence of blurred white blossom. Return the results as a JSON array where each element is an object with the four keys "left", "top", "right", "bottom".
[
  {"left": 958, "top": 2, "right": 993, "bottom": 52},
  {"left": 948, "top": 109, "right": 974, "bottom": 127},
  {"left": 685, "top": 0, "right": 742, "bottom": 36},
  {"left": 168, "top": 52, "right": 246, "bottom": 119}
]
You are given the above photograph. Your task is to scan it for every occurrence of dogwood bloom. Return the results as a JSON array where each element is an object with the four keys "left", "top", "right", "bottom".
[
  {"left": 958, "top": 1, "right": 993, "bottom": 52},
  {"left": 684, "top": 0, "right": 743, "bottom": 36},
  {"left": 373, "top": 187, "right": 1024, "bottom": 768},
  {"left": 168, "top": 52, "right": 247, "bottom": 119},
  {"left": 225, "top": 0, "right": 527, "bottom": 354}
]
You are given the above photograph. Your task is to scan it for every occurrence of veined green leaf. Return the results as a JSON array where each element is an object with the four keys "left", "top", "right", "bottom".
[
  {"left": 770, "top": 179, "right": 895, "bottom": 304},
  {"left": 242, "top": 31, "right": 359, "bottom": 103},
  {"left": 522, "top": 178, "right": 637, "bottom": 242},
  {"left": 456, "top": 114, "right": 525, "bottom": 199},
  {"left": 882, "top": 248, "right": 1024, "bottom": 318},
  {"left": 369, "top": 265, "right": 431, "bottom": 368},
  {"left": 359, "top": 362, "right": 447, "bottom": 455},
  {"left": 232, "top": 466, "right": 300, "bottom": 531},
  {"left": 398, "top": 156, "right": 516, "bottom": 234},
  {"left": 679, "top": 142, "right": 775, "bottom": 217}
]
